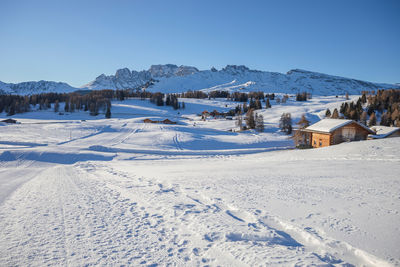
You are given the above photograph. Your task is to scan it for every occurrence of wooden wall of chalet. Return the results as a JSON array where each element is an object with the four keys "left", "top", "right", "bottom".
[
  {"left": 330, "top": 122, "right": 370, "bottom": 145},
  {"left": 311, "top": 133, "right": 331, "bottom": 148},
  {"left": 330, "top": 124, "right": 367, "bottom": 144}
]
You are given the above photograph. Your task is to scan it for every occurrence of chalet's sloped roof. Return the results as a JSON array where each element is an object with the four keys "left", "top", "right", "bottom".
[
  {"left": 370, "top": 126, "right": 400, "bottom": 138},
  {"left": 304, "top": 119, "right": 374, "bottom": 134}
]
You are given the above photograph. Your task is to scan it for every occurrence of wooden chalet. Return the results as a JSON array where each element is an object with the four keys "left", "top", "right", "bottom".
[
  {"left": 298, "top": 119, "right": 374, "bottom": 148},
  {"left": 162, "top": 119, "right": 176, "bottom": 125},
  {"left": 143, "top": 118, "right": 158, "bottom": 123},
  {"left": 369, "top": 126, "right": 400, "bottom": 139}
]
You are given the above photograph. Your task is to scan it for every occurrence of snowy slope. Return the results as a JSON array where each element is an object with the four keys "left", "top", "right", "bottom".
[
  {"left": 0, "top": 107, "right": 399, "bottom": 266},
  {"left": 84, "top": 64, "right": 399, "bottom": 95},
  {"left": 0, "top": 80, "right": 78, "bottom": 95}
]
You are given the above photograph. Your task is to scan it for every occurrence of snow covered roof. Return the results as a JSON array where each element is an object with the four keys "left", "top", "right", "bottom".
[
  {"left": 304, "top": 119, "right": 373, "bottom": 134},
  {"left": 370, "top": 126, "right": 400, "bottom": 139}
]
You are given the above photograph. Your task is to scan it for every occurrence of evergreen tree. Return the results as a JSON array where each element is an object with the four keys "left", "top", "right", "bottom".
[
  {"left": 105, "top": 106, "right": 111, "bottom": 119},
  {"left": 7, "top": 102, "right": 15, "bottom": 116},
  {"left": 54, "top": 100, "right": 60, "bottom": 113},
  {"left": 380, "top": 112, "right": 390, "bottom": 126},
  {"left": 64, "top": 101, "right": 70, "bottom": 112},
  {"left": 361, "top": 93, "right": 367, "bottom": 104},
  {"left": 246, "top": 109, "right": 256, "bottom": 129},
  {"left": 255, "top": 113, "right": 264, "bottom": 132},
  {"left": 279, "top": 113, "right": 292, "bottom": 134},
  {"left": 360, "top": 111, "right": 368, "bottom": 125},
  {"left": 243, "top": 103, "right": 248, "bottom": 113},
  {"left": 368, "top": 112, "right": 377, "bottom": 126},
  {"left": 265, "top": 98, "right": 271, "bottom": 109},
  {"left": 391, "top": 109, "right": 399, "bottom": 125},
  {"left": 236, "top": 114, "right": 244, "bottom": 131},
  {"left": 325, "top": 108, "right": 331, "bottom": 118},
  {"left": 249, "top": 98, "right": 256, "bottom": 109},
  {"left": 255, "top": 99, "right": 262, "bottom": 110},
  {"left": 89, "top": 103, "right": 98, "bottom": 116},
  {"left": 44, "top": 99, "right": 50, "bottom": 110},
  {"left": 331, "top": 108, "right": 339, "bottom": 119},
  {"left": 297, "top": 114, "right": 310, "bottom": 129},
  {"left": 156, "top": 95, "right": 164, "bottom": 106}
]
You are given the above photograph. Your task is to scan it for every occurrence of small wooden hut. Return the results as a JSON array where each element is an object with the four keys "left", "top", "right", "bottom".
[
  {"left": 298, "top": 119, "right": 374, "bottom": 148},
  {"left": 162, "top": 119, "right": 176, "bottom": 125}
]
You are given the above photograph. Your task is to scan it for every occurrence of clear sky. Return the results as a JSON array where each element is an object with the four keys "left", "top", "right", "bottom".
[{"left": 0, "top": 0, "right": 399, "bottom": 87}]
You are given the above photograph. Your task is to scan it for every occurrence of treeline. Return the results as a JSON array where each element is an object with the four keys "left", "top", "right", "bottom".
[
  {"left": 176, "top": 90, "right": 275, "bottom": 102},
  {"left": 0, "top": 90, "right": 114, "bottom": 117},
  {"left": 296, "top": 91, "right": 312, "bottom": 101},
  {"left": 223, "top": 98, "right": 272, "bottom": 118},
  {"left": 149, "top": 93, "right": 185, "bottom": 110},
  {"left": 64, "top": 90, "right": 112, "bottom": 116},
  {"left": 325, "top": 89, "right": 400, "bottom": 127},
  {"left": 235, "top": 109, "right": 264, "bottom": 132}
]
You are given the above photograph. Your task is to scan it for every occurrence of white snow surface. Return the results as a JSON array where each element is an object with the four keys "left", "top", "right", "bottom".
[{"left": 0, "top": 96, "right": 399, "bottom": 266}]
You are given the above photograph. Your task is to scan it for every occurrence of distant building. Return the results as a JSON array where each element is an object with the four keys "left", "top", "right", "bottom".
[
  {"left": 162, "top": 119, "right": 176, "bottom": 125},
  {"left": 1, "top": 118, "right": 17, "bottom": 124},
  {"left": 143, "top": 118, "right": 158, "bottom": 123},
  {"left": 297, "top": 119, "right": 374, "bottom": 148},
  {"left": 143, "top": 118, "right": 177, "bottom": 124},
  {"left": 369, "top": 126, "right": 400, "bottom": 139}
]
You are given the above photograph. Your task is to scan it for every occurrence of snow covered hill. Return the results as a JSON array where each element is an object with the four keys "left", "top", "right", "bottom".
[
  {"left": 0, "top": 80, "right": 78, "bottom": 95},
  {"left": 84, "top": 64, "right": 399, "bottom": 95}
]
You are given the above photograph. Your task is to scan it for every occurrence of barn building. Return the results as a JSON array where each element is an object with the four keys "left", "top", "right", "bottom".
[{"left": 298, "top": 119, "right": 374, "bottom": 148}]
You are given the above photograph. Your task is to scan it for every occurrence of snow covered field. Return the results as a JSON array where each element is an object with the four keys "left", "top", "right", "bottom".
[{"left": 0, "top": 96, "right": 399, "bottom": 266}]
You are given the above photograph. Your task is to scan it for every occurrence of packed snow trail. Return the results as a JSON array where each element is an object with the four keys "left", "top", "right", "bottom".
[{"left": 1, "top": 139, "right": 398, "bottom": 266}]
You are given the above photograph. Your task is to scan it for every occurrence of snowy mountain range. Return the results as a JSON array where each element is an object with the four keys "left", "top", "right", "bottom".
[
  {"left": 0, "top": 80, "right": 77, "bottom": 95},
  {"left": 1, "top": 64, "right": 399, "bottom": 95}
]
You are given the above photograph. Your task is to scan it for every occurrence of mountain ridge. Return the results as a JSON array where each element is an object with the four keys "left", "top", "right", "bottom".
[{"left": 1, "top": 64, "right": 399, "bottom": 95}]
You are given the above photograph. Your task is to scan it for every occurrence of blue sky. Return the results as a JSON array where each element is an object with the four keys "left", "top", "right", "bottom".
[{"left": 0, "top": 0, "right": 399, "bottom": 87}]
